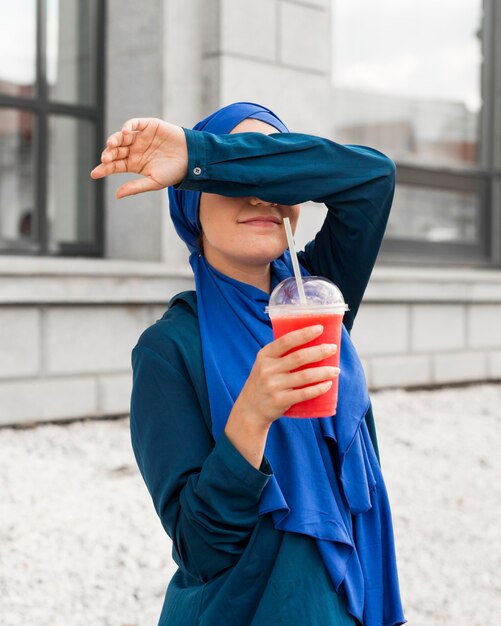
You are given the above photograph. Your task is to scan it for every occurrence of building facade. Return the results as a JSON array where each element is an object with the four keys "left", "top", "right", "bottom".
[{"left": 1, "top": 0, "right": 501, "bottom": 425}]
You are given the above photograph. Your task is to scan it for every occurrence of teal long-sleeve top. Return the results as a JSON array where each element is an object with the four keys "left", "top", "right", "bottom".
[{"left": 130, "top": 128, "right": 396, "bottom": 626}]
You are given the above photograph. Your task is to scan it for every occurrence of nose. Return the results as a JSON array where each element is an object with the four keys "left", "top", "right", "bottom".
[{"left": 249, "top": 196, "right": 278, "bottom": 207}]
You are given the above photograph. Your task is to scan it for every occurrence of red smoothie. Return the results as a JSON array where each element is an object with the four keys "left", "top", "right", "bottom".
[{"left": 271, "top": 310, "right": 344, "bottom": 417}]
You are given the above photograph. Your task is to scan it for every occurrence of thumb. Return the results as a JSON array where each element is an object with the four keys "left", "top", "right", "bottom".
[{"left": 116, "top": 176, "right": 163, "bottom": 199}]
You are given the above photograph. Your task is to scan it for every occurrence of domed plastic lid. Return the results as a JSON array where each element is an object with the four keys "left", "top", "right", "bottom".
[{"left": 266, "top": 276, "right": 348, "bottom": 316}]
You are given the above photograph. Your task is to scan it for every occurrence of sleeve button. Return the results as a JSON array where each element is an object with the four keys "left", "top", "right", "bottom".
[{"left": 193, "top": 166, "right": 202, "bottom": 175}]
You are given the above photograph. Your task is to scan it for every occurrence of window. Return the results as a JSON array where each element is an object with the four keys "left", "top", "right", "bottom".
[
  {"left": 0, "top": 0, "right": 105, "bottom": 256},
  {"left": 331, "top": 0, "right": 501, "bottom": 267}
]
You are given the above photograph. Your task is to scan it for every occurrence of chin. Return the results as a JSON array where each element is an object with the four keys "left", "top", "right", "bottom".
[{"left": 244, "top": 247, "right": 287, "bottom": 265}]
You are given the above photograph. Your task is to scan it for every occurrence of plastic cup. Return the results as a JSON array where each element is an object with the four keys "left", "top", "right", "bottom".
[{"left": 265, "top": 276, "right": 348, "bottom": 418}]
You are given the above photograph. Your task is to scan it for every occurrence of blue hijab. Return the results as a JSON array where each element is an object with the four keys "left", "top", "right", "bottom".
[{"left": 168, "top": 101, "right": 405, "bottom": 626}]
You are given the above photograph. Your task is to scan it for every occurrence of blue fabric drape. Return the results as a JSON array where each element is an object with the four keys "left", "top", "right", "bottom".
[{"left": 167, "top": 101, "right": 405, "bottom": 626}]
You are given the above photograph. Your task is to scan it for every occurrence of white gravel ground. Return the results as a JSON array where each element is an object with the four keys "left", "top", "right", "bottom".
[{"left": 1, "top": 383, "right": 500, "bottom": 626}]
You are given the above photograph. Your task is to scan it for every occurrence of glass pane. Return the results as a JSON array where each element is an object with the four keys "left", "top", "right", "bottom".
[
  {"left": 386, "top": 185, "right": 479, "bottom": 243},
  {"left": 0, "top": 109, "right": 37, "bottom": 245},
  {"left": 47, "top": 115, "right": 96, "bottom": 247},
  {"left": 46, "top": 0, "right": 98, "bottom": 106},
  {"left": 332, "top": 0, "right": 483, "bottom": 169},
  {"left": 0, "top": 1, "right": 37, "bottom": 98}
]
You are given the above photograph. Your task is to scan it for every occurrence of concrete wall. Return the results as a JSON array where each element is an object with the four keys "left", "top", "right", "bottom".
[
  {"left": 201, "top": 0, "right": 331, "bottom": 135},
  {"left": 1, "top": 257, "right": 501, "bottom": 427},
  {"left": 104, "top": 0, "right": 334, "bottom": 268},
  {"left": 0, "top": 256, "right": 194, "bottom": 426},
  {"left": 351, "top": 268, "right": 501, "bottom": 389},
  {"left": 2, "top": 0, "right": 501, "bottom": 427},
  {"left": 0, "top": 0, "right": 338, "bottom": 427},
  {"left": 105, "top": 0, "right": 166, "bottom": 263}
]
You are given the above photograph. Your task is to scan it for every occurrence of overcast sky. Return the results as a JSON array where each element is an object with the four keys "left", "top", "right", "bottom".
[
  {"left": 0, "top": 1, "right": 37, "bottom": 85},
  {"left": 332, "top": 0, "right": 482, "bottom": 112},
  {"left": 0, "top": 0, "right": 482, "bottom": 113}
]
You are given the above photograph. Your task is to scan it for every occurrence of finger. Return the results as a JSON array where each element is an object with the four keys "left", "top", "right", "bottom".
[
  {"left": 106, "top": 130, "right": 135, "bottom": 148},
  {"left": 101, "top": 146, "right": 130, "bottom": 163},
  {"left": 90, "top": 159, "right": 129, "bottom": 179},
  {"left": 121, "top": 117, "right": 153, "bottom": 133},
  {"left": 266, "top": 324, "right": 324, "bottom": 358},
  {"left": 286, "top": 380, "right": 334, "bottom": 406},
  {"left": 279, "top": 343, "right": 337, "bottom": 372},
  {"left": 286, "top": 365, "right": 340, "bottom": 389},
  {"left": 105, "top": 131, "right": 123, "bottom": 148},
  {"left": 116, "top": 176, "right": 163, "bottom": 199}
]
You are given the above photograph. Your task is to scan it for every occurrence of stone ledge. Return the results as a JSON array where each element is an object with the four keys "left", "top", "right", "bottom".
[
  {"left": 281, "top": 0, "right": 328, "bottom": 10},
  {"left": 365, "top": 266, "right": 501, "bottom": 303},
  {"left": 0, "top": 256, "right": 194, "bottom": 304},
  {"left": 0, "top": 255, "right": 192, "bottom": 277},
  {"left": 0, "top": 275, "right": 195, "bottom": 305},
  {"left": 1, "top": 256, "right": 501, "bottom": 304}
]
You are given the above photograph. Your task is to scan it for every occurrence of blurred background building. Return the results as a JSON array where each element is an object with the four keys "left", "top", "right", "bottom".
[{"left": 1, "top": 0, "right": 500, "bottom": 425}]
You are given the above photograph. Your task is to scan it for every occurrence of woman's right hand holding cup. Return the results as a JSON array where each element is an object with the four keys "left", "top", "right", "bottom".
[
  {"left": 224, "top": 326, "right": 340, "bottom": 469},
  {"left": 224, "top": 324, "right": 339, "bottom": 469},
  {"left": 235, "top": 324, "right": 339, "bottom": 429}
]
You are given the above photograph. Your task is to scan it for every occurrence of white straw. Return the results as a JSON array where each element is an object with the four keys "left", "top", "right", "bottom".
[{"left": 283, "top": 217, "right": 307, "bottom": 305}]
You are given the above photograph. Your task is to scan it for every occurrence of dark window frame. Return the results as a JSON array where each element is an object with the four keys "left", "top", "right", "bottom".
[
  {"left": 377, "top": 0, "right": 501, "bottom": 269},
  {"left": 382, "top": 165, "right": 491, "bottom": 267},
  {"left": 0, "top": 0, "right": 106, "bottom": 257}
]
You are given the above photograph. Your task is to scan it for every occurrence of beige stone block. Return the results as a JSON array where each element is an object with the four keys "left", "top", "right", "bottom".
[
  {"left": 46, "top": 306, "right": 149, "bottom": 375},
  {"left": 488, "top": 351, "right": 501, "bottom": 379},
  {"left": 467, "top": 305, "right": 501, "bottom": 349},
  {"left": 279, "top": 1, "right": 330, "bottom": 73},
  {"left": 221, "top": 0, "right": 276, "bottom": 61},
  {"left": 432, "top": 351, "right": 488, "bottom": 384},
  {"left": 220, "top": 55, "right": 331, "bottom": 136},
  {"left": 106, "top": 28, "right": 164, "bottom": 263},
  {"left": 371, "top": 355, "right": 431, "bottom": 389},
  {"left": 198, "top": 57, "right": 221, "bottom": 117},
  {"left": 411, "top": 304, "right": 465, "bottom": 352},
  {"left": 0, "top": 377, "right": 97, "bottom": 425},
  {"left": 200, "top": 0, "right": 221, "bottom": 55},
  {"left": 107, "top": 0, "right": 162, "bottom": 55},
  {"left": 98, "top": 374, "right": 133, "bottom": 415},
  {"left": 350, "top": 304, "right": 409, "bottom": 356},
  {"left": 0, "top": 308, "right": 40, "bottom": 378}
]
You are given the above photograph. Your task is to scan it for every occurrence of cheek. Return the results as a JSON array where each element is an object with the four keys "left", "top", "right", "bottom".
[
  {"left": 199, "top": 195, "right": 223, "bottom": 235},
  {"left": 199, "top": 196, "right": 239, "bottom": 248}
]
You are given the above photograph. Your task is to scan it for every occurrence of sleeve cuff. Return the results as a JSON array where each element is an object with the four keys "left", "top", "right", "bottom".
[
  {"left": 213, "top": 431, "right": 273, "bottom": 494},
  {"left": 173, "top": 127, "right": 208, "bottom": 190}
]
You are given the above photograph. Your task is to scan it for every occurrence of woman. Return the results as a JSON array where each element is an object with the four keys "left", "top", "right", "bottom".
[{"left": 90, "top": 101, "right": 406, "bottom": 626}]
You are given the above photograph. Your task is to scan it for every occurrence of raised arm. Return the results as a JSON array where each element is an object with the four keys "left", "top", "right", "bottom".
[
  {"left": 91, "top": 118, "right": 395, "bottom": 330},
  {"left": 295, "top": 146, "right": 396, "bottom": 333},
  {"left": 175, "top": 128, "right": 396, "bottom": 331}
]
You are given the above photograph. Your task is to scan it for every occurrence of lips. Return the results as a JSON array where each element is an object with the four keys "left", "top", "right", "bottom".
[{"left": 240, "top": 215, "right": 281, "bottom": 224}]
